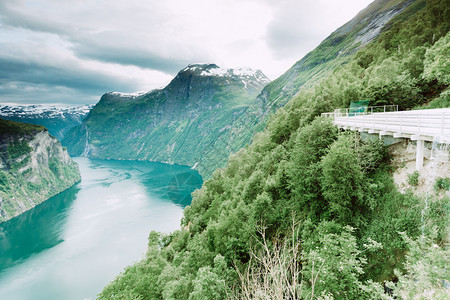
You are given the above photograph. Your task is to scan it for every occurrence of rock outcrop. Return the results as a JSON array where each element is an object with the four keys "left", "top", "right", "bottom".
[{"left": 0, "top": 119, "right": 80, "bottom": 223}]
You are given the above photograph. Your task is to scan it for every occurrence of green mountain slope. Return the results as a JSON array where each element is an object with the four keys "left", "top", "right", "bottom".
[
  {"left": 63, "top": 64, "right": 270, "bottom": 169},
  {"left": 0, "top": 119, "right": 80, "bottom": 223},
  {"left": 99, "top": 0, "right": 449, "bottom": 298},
  {"left": 197, "top": 0, "right": 422, "bottom": 177}
]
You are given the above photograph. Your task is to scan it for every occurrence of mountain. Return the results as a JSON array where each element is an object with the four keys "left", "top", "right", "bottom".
[
  {"left": 63, "top": 64, "right": 270, "bottom": 169},
  {"left": 99, "top": 0, "right": 450, "bottom": 298},
  {"left": 196, "top": 0, "right": 419, "bottom": 176},
  {"left": 0, "top": 119, "right": 80, "bottom": 223},
  {"left": 0, "top": 104, "right": 92, "bottom": 140}
]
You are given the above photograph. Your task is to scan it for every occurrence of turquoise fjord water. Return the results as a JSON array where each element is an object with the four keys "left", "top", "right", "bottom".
[{"left": 0, "top": 158, "right": 202, "bottom": 300}]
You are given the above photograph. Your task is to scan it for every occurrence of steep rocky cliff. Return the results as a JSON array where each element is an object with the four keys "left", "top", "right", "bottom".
[
  {"left": 63, "top": 64, "right": 270, "bottom": 168},
  {"left": 0, "top": 119, "right": 80, "bottom": 223}
]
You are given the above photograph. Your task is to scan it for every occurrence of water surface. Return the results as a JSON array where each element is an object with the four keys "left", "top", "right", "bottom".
[{"left": 0, "top": 158, "right": 202, "bottom": 299}]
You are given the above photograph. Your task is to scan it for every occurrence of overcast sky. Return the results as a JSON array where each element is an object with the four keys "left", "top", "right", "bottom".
[{"left": 0, "top": 0, "right": 373, "bottom": 105}]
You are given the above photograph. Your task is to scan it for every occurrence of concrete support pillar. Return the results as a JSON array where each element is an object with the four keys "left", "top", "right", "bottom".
[{"left": 416, "top": 139, "right": 424, "bottom": 170}]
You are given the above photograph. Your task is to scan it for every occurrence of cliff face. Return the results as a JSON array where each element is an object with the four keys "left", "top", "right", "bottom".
[
  {"left": 0, "top": 119, "right": 80, "bottom": 223},
  {"left": 63, "top": 64, "right": 270, "bottom": 169}
]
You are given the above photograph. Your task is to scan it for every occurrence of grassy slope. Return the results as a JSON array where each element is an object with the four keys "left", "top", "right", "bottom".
[{"left": 0, "top": 119, "right": 46, "bottom": 135}]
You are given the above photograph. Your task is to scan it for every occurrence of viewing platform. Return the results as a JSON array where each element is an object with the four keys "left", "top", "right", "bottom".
[{"left": 322, "top": 106, "right": 450, "bottom": 170}]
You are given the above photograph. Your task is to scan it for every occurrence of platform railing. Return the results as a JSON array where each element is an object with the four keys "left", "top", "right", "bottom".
[
  {"left": 322, "top": 107, "right": 450, "bottom": 170},
  {"left": 323, "top": 108, "right": 450, "bottom": 143},
  {"left": 321, "top": 105, "right": 398, "bottom": 119}
]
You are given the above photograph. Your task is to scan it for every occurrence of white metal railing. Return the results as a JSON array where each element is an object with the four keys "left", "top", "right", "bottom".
[
  {"left": 326, "top": 108, "right": 450, "bottom": 142},
  {"left": 321, "top": 105, "right": 398, "bottom": 119}
]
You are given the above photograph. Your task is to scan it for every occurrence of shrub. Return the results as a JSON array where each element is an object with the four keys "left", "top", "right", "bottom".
[
  {"left": 407, "top": 171, "right": 420, "bottom": 186},
  {"left": 434, "top": 177, "right": 450, "bottom": 191}
]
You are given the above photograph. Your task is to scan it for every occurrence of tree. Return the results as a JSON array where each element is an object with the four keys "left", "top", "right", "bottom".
[
  {"left": 423, "top": 32, "right": 450, "bottom": 85},
  {"left": 321, "top": 133, "right": 365, "bottom": 226}
]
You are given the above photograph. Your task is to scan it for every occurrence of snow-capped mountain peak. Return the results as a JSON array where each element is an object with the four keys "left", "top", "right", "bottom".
[{"left": 0, "top": 104, "right": 93, "bottom": 119}]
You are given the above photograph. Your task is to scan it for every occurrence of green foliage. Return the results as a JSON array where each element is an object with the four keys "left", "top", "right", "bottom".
[
  {"left": 302, "top": 223, "right": 387, "bottom": 299},
  {"left": 0, "top": 171, "right": 9, "bottom": 192},
  {"left": 48, "top": 159, "right": 60, "bottom": 177},
  {"left": 188, "top": 255, "right": 229, "bottom": 300},
  {"left": 0, "top": 119, "right": 45, "bottom": 135},
  {"left": 434, "top": 177, "right": 450, "bottom": 191},
  {"left": 407, "top": 170, "right": 420, "bottom": 186},
  {"left": 423, "top": 196, "right": 449, "bottom": 243},
  {"left": 286, "top": 118, "right": 338, "bottom": 222},
  {"left": 101, "top": 117, "right": 423, "bottom": 298},
  {"left": 363, "top": 183, "right": 422, "bottom": 281},
  {"left": 392, "top": 229, "right": 450, "bottom": 299},
  {"left": 423, "top": 29, "right": 450, "bottom": 85},
  {"left": 321, "top": 133, "right": 365, "bottom": 225},
  {"left": 423, "top": 88, "right": 450, "bottom": 108},
  {"left": 7, "top": 139, "right": 32, "bottom": 160}
]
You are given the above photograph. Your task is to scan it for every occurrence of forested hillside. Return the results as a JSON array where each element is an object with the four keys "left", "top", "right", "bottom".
[{"left": 99, "top": 0, "right": 449, "bottom": 298}]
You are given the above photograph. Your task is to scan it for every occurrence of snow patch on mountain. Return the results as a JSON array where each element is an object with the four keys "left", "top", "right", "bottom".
[
  {"left": 199, "top": 66, "right": 266, "bottom": 79},
  {"left": 182, "top": 64, "right": 270, "bottom": 83},
  {"left": 108, "top": 91, "right": 149, "bottom": 98},
  {"left": 0, "top": 104, "right": 93, "bottom": 119}
]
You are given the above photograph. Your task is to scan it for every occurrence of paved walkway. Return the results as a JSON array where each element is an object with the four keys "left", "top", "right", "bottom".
[
  {"left": 323, "top": 107, "right": 450, "bottom": 169},
  {"left": 333, "top": 108, "right": 450, "bottom": 143}
]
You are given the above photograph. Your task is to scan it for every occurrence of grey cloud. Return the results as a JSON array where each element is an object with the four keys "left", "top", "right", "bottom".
[
  {"left": 264, "top": 1, "right": 327, "bottom": 59},
  {"left": 263, "top": 0, "right": 370, "bottom": 60},
  {"left": 0, "top": 57, "right": 129, "bottom": 92},
  {"left": 72, "top": 40, "right": 191, "bottom": 75},
  {"left": 0, "top": 81, "right": 98, "bottom": 105},
  {"left": 0, "top": 1, "right": 72, "bottom": 37},
  {"left": 266, "top": 22, "right": 319, "bottom": 58},
  {"left": 69, "top": 28, "right": 213, "bottom": 74},
  {"left": 0, "top": 54, "right": 147, "bottom": 105},
  {"left": 0, "top": 1, "right": 208, "bottom": 75}
]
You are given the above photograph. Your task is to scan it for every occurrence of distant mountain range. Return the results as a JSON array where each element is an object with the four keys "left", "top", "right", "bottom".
[{"left": 0, "top": 104, "right": 92, "bottom": 140}]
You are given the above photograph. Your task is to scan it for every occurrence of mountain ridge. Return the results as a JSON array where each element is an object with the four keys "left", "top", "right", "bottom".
[{"left": 63, "top": 64, "right": 270, "bottom": 169}]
